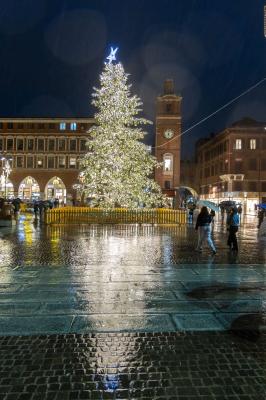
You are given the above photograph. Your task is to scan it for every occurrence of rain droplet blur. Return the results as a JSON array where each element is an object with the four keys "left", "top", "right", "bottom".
[{"left": 44, "top": 9, "right": 107, "bottom": 66}]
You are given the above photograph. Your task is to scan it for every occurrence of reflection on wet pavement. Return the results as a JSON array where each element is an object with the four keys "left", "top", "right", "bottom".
[
  {"left": 0, "top": 215, "right": 264, "bottom": 335},
  {"left": 0, "top": 332, "right": 265, "bottom": 400}
]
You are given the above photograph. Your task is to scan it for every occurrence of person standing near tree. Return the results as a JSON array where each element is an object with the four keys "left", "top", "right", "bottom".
[
  {"left": 227, "top": 207, "right": 240, "bottom": 252},
  {"left": 195, "top": 206, "right": 216, "bottom": 255}
]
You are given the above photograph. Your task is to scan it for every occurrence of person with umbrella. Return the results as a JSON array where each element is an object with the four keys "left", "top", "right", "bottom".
[{"left": 195, "top": 206, "right": 217, "bottom": 255}]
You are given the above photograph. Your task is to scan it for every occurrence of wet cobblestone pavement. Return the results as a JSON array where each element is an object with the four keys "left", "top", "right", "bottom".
[
  {"left": 0, "top": 332, "right": 265, "bottom": 399},
  {"left": 0, "top": 215, "right": 265, "bottom": 399}
]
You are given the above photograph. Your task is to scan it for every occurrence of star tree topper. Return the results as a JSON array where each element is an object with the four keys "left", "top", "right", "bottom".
[{"left": 106, "top": 47, "right": 118, "bottom": 64}]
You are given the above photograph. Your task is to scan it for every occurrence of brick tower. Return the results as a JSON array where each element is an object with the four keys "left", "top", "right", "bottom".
[{"left": 155, "top": 80, "right": 182, "bottom": 195}]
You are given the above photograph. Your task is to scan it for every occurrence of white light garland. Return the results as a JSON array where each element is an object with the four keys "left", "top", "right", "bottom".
[{"left": 78, "top": 60, "right": 165, "bottom": 208}]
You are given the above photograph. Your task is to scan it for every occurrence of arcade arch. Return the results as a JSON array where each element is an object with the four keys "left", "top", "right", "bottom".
[
  {"left": 177, "top": 186, "right": 198, "bottom": 198},
  {"left": 176, "top": 186, "right": 198, "bottom": 207},
  {"left": 18, "top": 177, "right": 40, "bottom": 200},
  {"left": 45, "top": 177, "right": 66, "bottom": 203}
]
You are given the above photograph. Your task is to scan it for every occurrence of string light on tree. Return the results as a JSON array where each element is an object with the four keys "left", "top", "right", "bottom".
[{"left": 78, "top": 47, "right": 165, "bottom": 208}]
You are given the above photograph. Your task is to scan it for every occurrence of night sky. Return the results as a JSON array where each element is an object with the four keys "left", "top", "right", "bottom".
[{"left": 0, "top": 0, "right": 265, "bottom": 158}]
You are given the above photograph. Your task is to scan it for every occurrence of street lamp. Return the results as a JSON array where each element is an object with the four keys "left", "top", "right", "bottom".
[{"left": 1, "top": 157, "right": 12, "bottom": 199}]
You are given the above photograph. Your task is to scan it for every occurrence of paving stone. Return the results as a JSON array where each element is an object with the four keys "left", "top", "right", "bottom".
[{"left": 173, "top": 313, "right": 225, "bottom": 330}]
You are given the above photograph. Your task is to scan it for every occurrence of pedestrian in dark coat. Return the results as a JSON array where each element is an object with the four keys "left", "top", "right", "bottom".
[
  {"left": 227, "top": 207, "right": 240, "bottom": 251},
  {"left": 258, "top": 209, "right": 264, "bottom": 228}
]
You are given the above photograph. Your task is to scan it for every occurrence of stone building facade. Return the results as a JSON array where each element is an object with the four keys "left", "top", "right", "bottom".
[
  {"left": 196, "top": 118, "right": 266, "bottom": 212},
  {"left": 0, "top": 118, "right": 94, "bottom": 203}
]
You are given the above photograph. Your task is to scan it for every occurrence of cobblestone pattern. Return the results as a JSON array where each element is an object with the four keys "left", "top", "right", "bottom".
[{"left": 0, "top": 332, "right": 265, "bottom": 400}]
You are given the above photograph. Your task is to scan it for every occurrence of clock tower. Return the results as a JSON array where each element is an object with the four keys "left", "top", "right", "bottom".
[{"left": 155, "top": 79, "right": 182, "bottom": 194}]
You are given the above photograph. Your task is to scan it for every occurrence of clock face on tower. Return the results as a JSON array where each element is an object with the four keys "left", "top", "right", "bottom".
[{"left": 163, "top": 129, "right": 174, "bottom": 139}]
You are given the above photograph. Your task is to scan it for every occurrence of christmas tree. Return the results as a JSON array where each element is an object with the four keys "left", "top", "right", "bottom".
[{"left": 78, "top": 48, "right": 165, "bottom": 208}]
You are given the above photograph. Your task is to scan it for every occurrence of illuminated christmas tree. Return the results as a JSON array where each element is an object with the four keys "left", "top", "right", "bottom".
[{"left": 78, "top": 48, "right": 165, "bottom": 208}]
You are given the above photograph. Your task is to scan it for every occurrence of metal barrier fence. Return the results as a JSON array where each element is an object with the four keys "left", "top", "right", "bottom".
[{"left": 44, "top": 207, "right": 187, "bottom": 225}]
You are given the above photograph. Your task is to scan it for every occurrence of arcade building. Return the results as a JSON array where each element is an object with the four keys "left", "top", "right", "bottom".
[{"left": 0, "top": 118, "right": 94, "bottom": 203}]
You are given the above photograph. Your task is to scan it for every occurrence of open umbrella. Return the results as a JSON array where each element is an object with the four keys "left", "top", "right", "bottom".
[{"left": 197, "top": 199, "right": 220, "bottom": 212}]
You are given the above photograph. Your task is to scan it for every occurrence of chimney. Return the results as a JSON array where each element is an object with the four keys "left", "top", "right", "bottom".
[{"left": 164, "top": 79, "right": 174, "bottom": 95}]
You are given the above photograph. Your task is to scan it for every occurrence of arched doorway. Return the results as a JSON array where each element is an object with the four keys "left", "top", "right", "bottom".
[
  {"left": 45, "top": 177, "right": 66, "bottom": 203},
  {"left": 18, "top": 177, "right": 40, "bottom": 200},
  {"left": 176, "top": 186, "right": 198, "bottom": 207},
  {"left": 0, "top": 177, "right": 14, "bottom": 199}
]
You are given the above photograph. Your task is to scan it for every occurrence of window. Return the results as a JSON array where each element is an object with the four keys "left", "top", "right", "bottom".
[
  {"left": 48, "top": 156, "right": 55, "bottom": 169},
  {"left": 58, "top": 139, "right": 65, "bottom": 151},
  {"left": 248, "top": 181, "right": 257, "bottom": 191},
  {"left": 261, "top": 182, "right": 266, "bottom": 191},
  {"left": 261, "top": 159, "right": 266, "bottom": 170},
  {"left": 80, "top": 140, "right": 86, "bottom": 151},
  {"left": 7, "top": 122, "right": 13, "bottom": 129},
  {"left": 59, "top": 156, "right": 66, "bottom": 168},
  {"left": 163, "top": 153, "right": 173, "bottom": 172},
  {"left": 60, "top": 122, "right": 66, "bottom": 130},
  {"left": 235, "top": 139, "right": 242, "bottom": 150},
  {"left": 16, "top": 156, "right": 23, "bottom": 168},
  {"left": 7, "top": 138, "right": 13, "bottom": 151},
  {"left": 38, "top": 123, "right": 44, "bottom": 129},
  {"left": 0, "top": 123, "right": 3, "bottom": 129},
  {"left": 28, "top": 123, "right": 34, "bottom": 129},
  {"left": 166, "top": 104, "right": 172, "bottom": 113},
  {"left": 37, "top": 157, "right": 43, "bottom": 168},
  {"left": 38, "top": 139, "right": 44, "bottom": 151},
  {"left": 164, "top": 180, "right": 171, "bottom": 189},
  {"left": 49, "top": 123, "right": 55, "bottom": 129},
  {"left": 27, "top": 156, "right": 33, "bottom": 168},
  {"left": 69, "top": 157, "right": 76, "bottom": 168},
  {"left": 234, "top": 181, "right": 243, "bottom": 191},
  {"left": 234, "top": 160, "right": 243, "bottom": 173},
  {"left": 263, "top": 139, "right": 266, "bottom": 149},
  {"left": 70, "top": 122, "right": 77, "bottom": 130},
  {"left": 0, "top": 139, "right": 2, "bottom": 151},
  {"left": 18, "top": 123, "right": 24, "bottom": 129},
  {"left": 48, "top": 139, "right": 55, "bottom": 151},
  {"left": 27, "top": 138, "right": 34, "bottom": 151},
  {"left": 204, "top": 167, "right": 210, "bottom": 178},
  {"left": 249, "top": 159, "right": 257, "bottom": 170},
  {"left": 17, "top": 138, "right": 24, "bottom": 151},
  {"left": 250, "top": 139, "right": 256, "bottom": 149},
  {"left": 69, "top": 139, "right": 76, "bottom": 151}
]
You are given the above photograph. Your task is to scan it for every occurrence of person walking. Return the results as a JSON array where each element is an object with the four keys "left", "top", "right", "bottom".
[
  {"left": 188, "top": 207, "right": 194, "bottom": 223},
  {"left": 195, "top": 206, "right": 216, "bottom": 255},
  {"left": 257, "top": 208, "right": 264, "bottom": 228},
  {"left": 237, "top": 205, "right": 242, "bottom": 222},
  {"left": 227, "top": 207, "right": 240, "bottom": 252}
]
